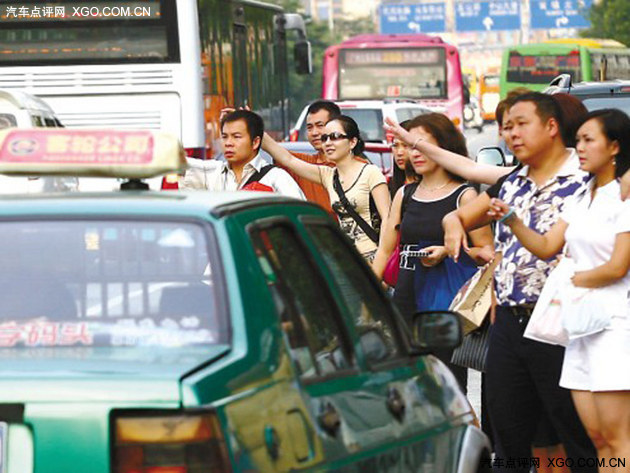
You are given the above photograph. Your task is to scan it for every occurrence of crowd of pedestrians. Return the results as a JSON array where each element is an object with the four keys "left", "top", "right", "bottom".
[{"left": 180, "top": 93, "right": 630, "bottom": 472}]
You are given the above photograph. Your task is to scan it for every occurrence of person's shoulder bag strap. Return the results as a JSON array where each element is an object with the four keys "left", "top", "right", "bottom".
[
  {"left": 332, "top": 169, "right": 379, "bottom": 243},
  {"left": 243, "top": 164, "right": 275, "bottom": 187}
]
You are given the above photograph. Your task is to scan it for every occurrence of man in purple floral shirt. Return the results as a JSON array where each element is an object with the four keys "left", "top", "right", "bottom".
[{"left": 443, "top": 93, "right": 596, "bottom": 473}]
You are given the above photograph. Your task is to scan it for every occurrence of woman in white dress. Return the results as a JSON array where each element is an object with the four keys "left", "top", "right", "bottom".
[{"left": 487, "top": 109, "right": 630, "bottom": 471}]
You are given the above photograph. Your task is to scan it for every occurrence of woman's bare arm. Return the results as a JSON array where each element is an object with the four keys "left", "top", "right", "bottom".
[
  {"left": 384, "top": 117, "right": 513, "bottom": 185},
  {"left": 371, "top": 182, "right": 391, "bottom": 240},
  {"left": 262, "top": 133, "right": 324, "bottom": 184},
  {"left": 372, "top": 187, "right": 403, "bottom": 279},
  {"left": 459, "top": 188, "right": 495, "bottom": 264},
  {"left": 488, "top": 198, "right": 567, "bottom": 260}
]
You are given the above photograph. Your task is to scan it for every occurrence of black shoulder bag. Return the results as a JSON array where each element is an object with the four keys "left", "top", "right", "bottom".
[{"left": 332, "top": 169, "right": 380, "bottom": 243}]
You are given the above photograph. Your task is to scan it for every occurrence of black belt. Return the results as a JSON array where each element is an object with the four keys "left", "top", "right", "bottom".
[{"left": 503, "top": 305, "right": 535, "bottom": 319}]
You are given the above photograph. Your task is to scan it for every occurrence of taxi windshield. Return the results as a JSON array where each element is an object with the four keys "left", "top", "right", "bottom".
[{"left": 0, "top": 220, "right": 226, "bottom": 349}]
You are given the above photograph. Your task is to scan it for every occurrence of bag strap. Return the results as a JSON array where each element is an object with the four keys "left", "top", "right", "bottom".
[
  {"left": 332, "top": 169, "right": 379, "bottom": 243},
  {"left": 243, "top": 164, "right": 275, "bottom": 188}
]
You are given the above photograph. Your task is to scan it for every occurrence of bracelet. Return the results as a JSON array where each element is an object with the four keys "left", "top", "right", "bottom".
[
  {"left": 498, "top": 208, "right": 516, "bottom": 224},
  {"left": 412, "top": 137, "right": 424, "bottom": 149}
]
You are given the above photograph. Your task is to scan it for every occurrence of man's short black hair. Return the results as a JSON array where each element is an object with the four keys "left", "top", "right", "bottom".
[
  {"left": 511, "top": 92, "right": 565, "bottom": 144},
  {"left": 306, "top": 100, "right": 341, "bottom": 119},
  {"left": 221, "top": 110, "right": 264, "bottom": 150}
]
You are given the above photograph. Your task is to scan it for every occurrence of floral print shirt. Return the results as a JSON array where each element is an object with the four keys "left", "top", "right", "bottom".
[{"left": 495, "top": 150, "right": 589, "bottom": 306}]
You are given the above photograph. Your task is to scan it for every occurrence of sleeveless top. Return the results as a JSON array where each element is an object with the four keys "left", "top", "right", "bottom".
[
  {"left": 393, "top": 183, "right": 473, "bottom": 321},
  {"left": 400, "top": 183, "right": 472, "bottom": 246}
]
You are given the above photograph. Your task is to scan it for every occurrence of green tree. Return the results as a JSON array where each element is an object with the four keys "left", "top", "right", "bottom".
[
  {"left": 266, "top": 0, "right": 376, "bottom": 123},
  {"left": 581, "top": 0, "right": 630, "bottom": 46}
]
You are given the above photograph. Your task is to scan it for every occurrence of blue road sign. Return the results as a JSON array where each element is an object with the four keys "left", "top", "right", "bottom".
[
  {"left": 530, "top": 0, "right": 593, "bottom": 29},
  {"left": 379, "top": 3, "right": 446, "bottom": 34},
  {"left": 455, "top": 1, "right": 521, "bottom": 32}
]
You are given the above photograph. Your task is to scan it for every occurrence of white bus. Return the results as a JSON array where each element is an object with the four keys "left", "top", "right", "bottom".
[{"left": 0, "top": 0, "right": 311, "bottom": 167}]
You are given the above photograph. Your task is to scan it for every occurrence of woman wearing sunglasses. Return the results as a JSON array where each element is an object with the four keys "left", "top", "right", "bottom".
[{"left": 262, "top": 115, "right": 390, "bottom": 261}]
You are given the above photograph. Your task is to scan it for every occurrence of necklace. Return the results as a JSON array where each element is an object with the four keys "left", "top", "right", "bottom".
[{"left": 419, "top": 180, "right": 451, "bottom": 192}]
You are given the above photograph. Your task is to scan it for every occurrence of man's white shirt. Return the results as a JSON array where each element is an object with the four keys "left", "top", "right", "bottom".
[{"left": 182, "top": 153, "right": 305, "bottom": 200}]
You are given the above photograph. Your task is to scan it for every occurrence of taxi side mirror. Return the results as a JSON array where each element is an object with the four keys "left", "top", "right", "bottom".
[{"left": 411, "top": 311, "right": 462, "bottom": 351}]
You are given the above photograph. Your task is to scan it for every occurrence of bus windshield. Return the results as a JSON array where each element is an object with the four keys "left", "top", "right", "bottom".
[
  {"left": 507, "top": 51, "right": 582, "bottom": 84},
  {"left": 339, "top": 48, "right": 447, "bottom": 100},
  {"left": 0, "top": 0, "right": 179, "bottom": 65}
]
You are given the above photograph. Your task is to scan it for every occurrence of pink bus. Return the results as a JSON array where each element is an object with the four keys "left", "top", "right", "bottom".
[{"left": 322, "top": 34, "right": 464, "bottom": 128}]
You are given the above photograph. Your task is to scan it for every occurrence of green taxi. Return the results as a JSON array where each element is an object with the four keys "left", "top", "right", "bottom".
[{"left": 0, "top": 128, "right": 490, "bottom": 473}]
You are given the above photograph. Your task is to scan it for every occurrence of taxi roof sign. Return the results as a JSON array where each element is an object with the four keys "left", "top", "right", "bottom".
[{"left": 0, "top": 128, "right": 186, "bottom": 178}]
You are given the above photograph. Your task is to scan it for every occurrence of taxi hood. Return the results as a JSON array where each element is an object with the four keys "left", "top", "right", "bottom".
[{"left": 0, "top": 345, "right": 229, "bottom": 402}]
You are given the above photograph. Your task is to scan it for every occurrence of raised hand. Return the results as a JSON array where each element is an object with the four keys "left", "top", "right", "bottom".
[
  {"left": 219, "top": 107, "right": 236, "bottom": 122},
  {"left": 384, "top": 117, "right": 414, "bottom": 146}
]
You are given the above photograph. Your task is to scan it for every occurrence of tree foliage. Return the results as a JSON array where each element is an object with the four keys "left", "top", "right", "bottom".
[
  {"left": 265, "top": 0, "right": 376, "bottom": 123},
  {"left": 581, "top": 0, "right": 630, "bottom": 46}
]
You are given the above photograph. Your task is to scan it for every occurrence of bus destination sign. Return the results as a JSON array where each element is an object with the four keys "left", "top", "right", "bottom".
[{"left": 344, "top": 48, "right": 441, "bottom": 66}]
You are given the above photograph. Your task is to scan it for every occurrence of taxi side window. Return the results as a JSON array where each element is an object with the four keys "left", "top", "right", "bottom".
[
  {"left": 305, "top": 224, "right": 402, "bottom": 365},
  {"left": 251, "top": 224, "right": 353, "bottom": 379}
]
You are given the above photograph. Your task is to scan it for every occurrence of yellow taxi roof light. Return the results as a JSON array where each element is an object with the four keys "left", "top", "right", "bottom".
[{"left": 0, "top": 128, "right": 187, "bottom": 179}]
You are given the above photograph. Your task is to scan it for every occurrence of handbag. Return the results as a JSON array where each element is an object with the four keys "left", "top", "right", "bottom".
[
  {"left": 449, "top": 255, "right": 502, "bottom": 372},
  {"left": 383, "top": 233, "right": 401, "bottom": 287},
  {"left": 524, "top": 256, "right": 573, "bottom": 347},
  {"left": 561, "top": 283, "right": 621, "bottom": 340},
  {"left": 451, "top": 318, "right": 491, "bottom": 372},
  {"left": 381, "top": 182, "right": 419, "bottom": 287},
  {"left": 448, "top": 254, "right": 502, "bottom": 335}
]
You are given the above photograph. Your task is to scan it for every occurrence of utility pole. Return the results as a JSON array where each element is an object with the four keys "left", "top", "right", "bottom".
[
  {"left": 521, "top": 0, "right": 530, "bottom": 44},
  {"left": 328, "top": 0, "right": 334, "bottom": 32},
  {"left": 446, "top": 0, "right": 455, "bottom": 35}
]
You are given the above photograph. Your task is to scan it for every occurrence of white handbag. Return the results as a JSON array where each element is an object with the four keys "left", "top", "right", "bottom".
[
  {"left": 524, "top": 257, "right": 573, "bottom": 347},
  {"left": 561, "top": 282, "right": 622, "bottom": 340}
]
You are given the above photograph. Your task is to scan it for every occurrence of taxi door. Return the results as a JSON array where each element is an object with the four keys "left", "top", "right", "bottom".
[
  {"left": 299, "top": 218, "right": 464, "bottom": 473},
  {"left": 249, "top": 214, "right": 458, "bottom": 472}
]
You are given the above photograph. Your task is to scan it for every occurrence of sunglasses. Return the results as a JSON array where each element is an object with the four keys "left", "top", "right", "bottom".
[{"left": 321, "top": 132, "right": 349, "bottom": 143}]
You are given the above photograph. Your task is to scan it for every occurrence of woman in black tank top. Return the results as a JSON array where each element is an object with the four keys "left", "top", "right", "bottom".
[{"left": 372, "top": 113, "right": 494, "bottom": 391}]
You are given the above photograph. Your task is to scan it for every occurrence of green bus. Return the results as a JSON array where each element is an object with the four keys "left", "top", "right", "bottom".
[{"left": 500, "top": 39, "right": 630, "bottom": 97}]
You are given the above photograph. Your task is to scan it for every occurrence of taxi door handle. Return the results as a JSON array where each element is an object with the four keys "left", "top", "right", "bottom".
[
  {"left": 317, "top": 402, "right": 341, "bottom": 436},
  {"left": 386, "top": 387, "right": 405, "bottom": 421}
]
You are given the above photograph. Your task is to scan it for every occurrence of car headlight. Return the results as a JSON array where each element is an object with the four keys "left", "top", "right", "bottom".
[{"left": 113, "top": 411, "right": 231, "bottom": 473}]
